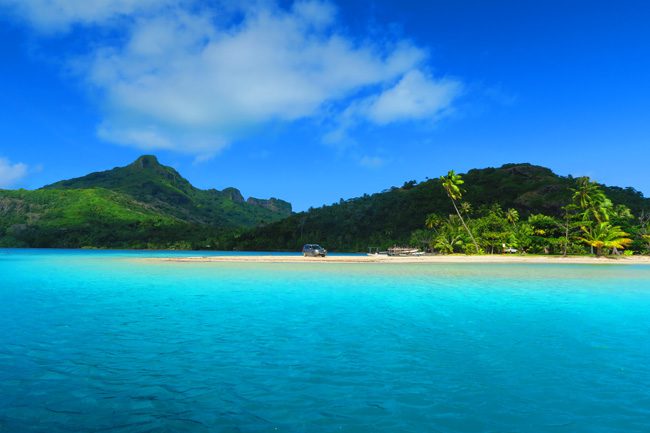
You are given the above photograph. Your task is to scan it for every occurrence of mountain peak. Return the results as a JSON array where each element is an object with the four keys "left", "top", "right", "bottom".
[
  {"left": 40, "top": 155, "right": 293, "bottom": 228},
  {"left": 131, "top": 155, "right": 161, "bottom": 169}
]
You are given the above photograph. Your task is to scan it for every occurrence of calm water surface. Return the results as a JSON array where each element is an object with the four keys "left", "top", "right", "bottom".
[{"left": 1, "top": 249, "right": 649, "bottom": 432}]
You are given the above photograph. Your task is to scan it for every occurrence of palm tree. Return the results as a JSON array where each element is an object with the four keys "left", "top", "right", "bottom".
[
  {"left": 434, "top": 215, "right": 464, "bottom": 254},
  {"left": 572, "top": 177, "right": 611, "bottom": 223},
  {"left": 434, "top": 231, "right": 463, "bottom": 254},
  {"left": 440, "top": 170, "right": 480, "bottom": 253},
  {"left": 425, "top": 213, "right": 442, "bottom": 231},
  {"left": 579, "top": 222, "right": 632, "bottom": 256},
  {"left": 460, "top": 202, "right": 473, "bottom": 216},
  {"left": 505, "top": 208, "right": 519, "bottom": 226}
]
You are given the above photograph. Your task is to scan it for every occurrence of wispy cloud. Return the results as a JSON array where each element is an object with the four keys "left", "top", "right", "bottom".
[
  {"left": 0, "top": 0, "right": 179, "bottom": 32},
  {"left": 359, "top": 155, "right": 387, "bottom": 169},
  {"left": 362, "top": 70, "right": 462, "bottom": 124},
  {"left": 326, "top": 69, "right": 462, "bottom": 144},
  {"left": 0, "top": 157, "right": 29, "bottom": 188},
  {"left": 2, "top": 0, "right": 464, "bottom": 159}
]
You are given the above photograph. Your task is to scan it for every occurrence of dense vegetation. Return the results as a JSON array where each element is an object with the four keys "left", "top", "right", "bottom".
[
  {"left": 235, "top": 163, "right": 650, "bottom": 255},
  {"left": 2, "top": 159, "right": 648, "bottom": 254},
  {"left": 0, "top": 155, "right": 291, "bottom": 248}
]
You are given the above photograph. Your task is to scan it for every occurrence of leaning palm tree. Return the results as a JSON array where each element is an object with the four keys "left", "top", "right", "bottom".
[
  {"left": 440, "top": 170, "right": 480, "bottom": 253},
  {"left": 505, "top": 208, "right": 519, "bottom": 226},
  {"left": 579, "top": 222, "right": 632, "bottom": 256}
]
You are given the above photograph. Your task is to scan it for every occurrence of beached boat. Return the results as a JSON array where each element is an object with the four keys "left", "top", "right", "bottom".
[
  {"left": 368, "top": 246, "right": 424, "bottom": 256},
  {"left": 367, "top": 247, "right": 389, "bottom": 256},
  {"left": 387, "top": 247, "right": 425, "bottom": 256}
]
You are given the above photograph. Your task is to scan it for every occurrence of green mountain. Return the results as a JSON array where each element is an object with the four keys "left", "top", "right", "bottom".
[
  {"left": 3, "top": 160, "right": 647, "bottom": 251},
  {"left": 0, "top": 155, "right": 291, "bottom": 248},
  {"left": 233, "top": 163, "right": 649, "bottom": 252}
]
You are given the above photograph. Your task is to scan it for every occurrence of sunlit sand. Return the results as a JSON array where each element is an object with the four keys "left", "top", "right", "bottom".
[{"left": 152, "top": 254, "right": 650, "bottom": 265}]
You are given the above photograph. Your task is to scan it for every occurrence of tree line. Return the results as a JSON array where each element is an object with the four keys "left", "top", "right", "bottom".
[{"left": 410, "top": 171, "right": 648, "bottom": 256}]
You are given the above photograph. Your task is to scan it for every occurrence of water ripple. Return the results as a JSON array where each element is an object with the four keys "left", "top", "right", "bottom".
[{"left": 1, "top": 252, "right": 649, "bottom": 432}]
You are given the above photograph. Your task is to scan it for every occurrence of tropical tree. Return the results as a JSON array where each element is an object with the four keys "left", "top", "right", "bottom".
[
  {"left": 643, "top": 235, "right": 650, "bottom": 254},
  {"left": 410, "top": 229, "right": 435, "bottom": 252},
  {"left": 527, "top": 214, "right": 563, "bottom": 254},
  {"left": 572, "top": 177, "right": 611, "bottom": 223},
  {"left": 579, "top": 222, "right": 632, "bottom": 256},
  {"left": 505, "top": 208, "right": 519, "bottom": 226},
  {"left": 425, "top": 213, "right": 442, "bottom": 231},
  {"left": 434, "top": 233, "right": 462, "bottom": 254},
  {"left": 433, "top": 215, "right": 465, "bottom": 254},
  {"left": 638, "top": 211, "right": 650, "bottom": 254},
  {"left": 474, "top": 204, "right": 511, "bottom": 254},
  {"left": 557, "top": 203, "right": 582, "bottom": 256},
  {"left": 440, "top": 170, "right": 480, "bottom": 253},
  {"left": 510, "top": 221, "right": 533, "bottom": 253}
]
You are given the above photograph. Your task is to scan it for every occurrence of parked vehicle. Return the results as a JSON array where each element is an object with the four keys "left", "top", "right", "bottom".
[{"left": 302, "top": 244, "right": 327, "bottom": 257}]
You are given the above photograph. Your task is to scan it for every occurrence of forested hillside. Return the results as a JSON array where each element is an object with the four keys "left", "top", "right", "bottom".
[
  {"left": 0, "top": 155, "right": 291, "bottom": 248},
  {"left": 2, "top": 160, "right": 648, "bottom": 253},
  {"left": 234, "top": 163, "right": 649, "bottom": 252}
]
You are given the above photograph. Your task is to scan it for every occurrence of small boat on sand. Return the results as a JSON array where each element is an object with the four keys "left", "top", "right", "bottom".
[
  {"left": 388, "top": 247, "right": 425, "bottom": 256},
  {"left": 368, "top": 247, "right": 425, "bottom": 256},
  {"left": 367, "top": 247, "right": 388, "bottom": 256}
]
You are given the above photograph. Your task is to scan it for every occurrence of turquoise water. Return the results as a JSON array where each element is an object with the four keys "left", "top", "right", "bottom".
[{"left": 1, "top": 250, "right": 649, "bottom": 432}]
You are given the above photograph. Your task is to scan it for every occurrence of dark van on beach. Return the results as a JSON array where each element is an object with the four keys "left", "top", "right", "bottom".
[{"left": 302, "top": 244, "right": 327, "bottom": 257}]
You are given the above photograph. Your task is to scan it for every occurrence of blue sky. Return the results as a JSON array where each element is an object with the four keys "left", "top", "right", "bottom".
[{"left": 0, "top": 0, "right": 648, "bottom": 211}]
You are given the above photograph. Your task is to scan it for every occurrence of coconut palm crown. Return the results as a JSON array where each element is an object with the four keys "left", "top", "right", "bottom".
[
  {"left": 572, "top": 177, "right": 611, "bottom": 223},
  {"left": 579, "top": 222, "right": 632, "bottom": 256}
]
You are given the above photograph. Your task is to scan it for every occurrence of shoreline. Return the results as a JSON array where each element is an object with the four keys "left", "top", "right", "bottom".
[{"left": 151, "top": 254, "right": 650, "bottom": 265}]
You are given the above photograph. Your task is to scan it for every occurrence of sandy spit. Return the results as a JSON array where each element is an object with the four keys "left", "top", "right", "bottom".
[{"left": 149, "top": 254, "right": 650, "bottom": 265}]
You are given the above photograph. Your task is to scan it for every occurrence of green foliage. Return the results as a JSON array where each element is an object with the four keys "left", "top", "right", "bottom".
[
  {"left": 472, "top": 205, "right": 511, "bottom": 254},
  {"left": 440, "top": 170, "right": 480, "bottom": 253},
  {"left": 579, "top": 222, "right": 633, "bottom": 256},
  {"left": 572, "top": 176, "right": 612, "bottom": 223},
  {"left": 440, "top": 170, "right": 465, "bottom": 201},
  {"left": 433, "top": 215, "right": 466, "bottom": 254},
  {"left": 0, "top": 155, "right": 291, "bottom": 249},
  {"left": 505, "top": 208, "right": 519, "bottom": 225},
  {"left": 43, "top": 155, "right": 291, "bottom": 228},
  {"left": 237, "top": 163, "right": 649, "bottom": 252},
  {"left": 525, "top": 214, "right": 561, "bottom": 254},
  {"left": 2, "top": 159, "right": 648, "bottom": 253}
]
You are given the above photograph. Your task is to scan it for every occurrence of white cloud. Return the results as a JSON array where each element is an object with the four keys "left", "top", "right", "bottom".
[
  {"left": 4, "top": 0, "right": 463, "bottom": 157},
  {"left": 323, "top": 70, "right": 461, "bottom": 145},
  {"left": 359, "top": 155, "right": 387, "bottom": 169},
  {"left": 0, "top": 157, "right": 28, "bottom": 188},
  {"left": 0, "top": 0, "right": 178, "bottom": 32},
  {"left": 364, "top": 70, "right": 462, "bottom": 124}
]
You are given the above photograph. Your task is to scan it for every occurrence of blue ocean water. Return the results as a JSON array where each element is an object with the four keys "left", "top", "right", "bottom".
[{"left": 1, "top": 249, "right": 649, "bottom": 432}]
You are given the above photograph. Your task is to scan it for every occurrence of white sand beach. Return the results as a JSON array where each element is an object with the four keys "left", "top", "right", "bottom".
[{"left": 153, "top": 254, "right": 650, "bottom": 265}]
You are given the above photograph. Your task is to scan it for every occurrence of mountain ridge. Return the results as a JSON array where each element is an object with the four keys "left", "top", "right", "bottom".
[
  {"left": 233, "top": 162, "right": 649, "bottom": 252},
  {"left": 2, "top": 159, "right": 648, "bottom": 250},
  {"left": 0, "top": 155, "right": 291, "bottom": 248},
  {"left": 42, "top": 155, "right": 292, "bottom": 227}
]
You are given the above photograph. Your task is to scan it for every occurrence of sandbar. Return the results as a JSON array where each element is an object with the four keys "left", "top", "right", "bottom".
[{"left": 151, "top": 254, "right": 650, "bottom": 265}]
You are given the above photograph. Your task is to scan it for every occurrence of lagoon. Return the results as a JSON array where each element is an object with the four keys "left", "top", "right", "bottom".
[{"left": 1, "top": 249, "right": 649, "bottom": 432}]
